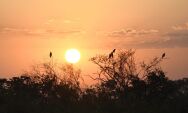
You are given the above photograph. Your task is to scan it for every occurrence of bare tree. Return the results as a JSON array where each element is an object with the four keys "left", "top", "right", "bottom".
[{"left": 90, "top": 49, "right": 165, "bottom": 90}]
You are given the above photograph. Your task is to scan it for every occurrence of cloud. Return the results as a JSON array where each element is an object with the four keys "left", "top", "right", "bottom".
[
  {"left": 0, "top": 27, "right": 82, "bottom": 36},
  {"left": 134, "top": 37, "right": 188, "bottom": 48},
  {"left": 160, "top": 30, "right": 188, "bottom": 48},
  {"left": 106, "top": 27, "right": 188, "bottom": 49},
  {"left": 0, "top": 18, "right": 83, "bottom": 37},
  {"left": 44, "top": 18, "right": 80, "bottom": 26},
  {"left": 108, "top": 29, "right": 159, "bottom": 38},
  {"left": 172, "top": 22, "right": 188, "bottom": 31},
  {"left": 44, "top": 18, "right": 55, "bottom": 25},
  {"left": 134, "top": 30, "right": 188, "bottom": 48}
]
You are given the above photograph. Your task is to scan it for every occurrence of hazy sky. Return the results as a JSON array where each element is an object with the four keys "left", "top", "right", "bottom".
[{"left": 0, "top": 0, "right": 188, "bottom": 79}]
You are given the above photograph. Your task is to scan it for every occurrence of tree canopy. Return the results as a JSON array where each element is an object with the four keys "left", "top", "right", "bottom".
[{"left": 0, "top": 50, "right": 187, "bottom": 113}]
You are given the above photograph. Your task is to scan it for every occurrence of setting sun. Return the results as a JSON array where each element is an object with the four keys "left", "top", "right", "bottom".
[{"left": 65, "top": 49, "right": 81, "bottom": 64}]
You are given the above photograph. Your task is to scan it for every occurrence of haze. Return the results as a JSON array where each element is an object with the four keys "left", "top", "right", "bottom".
[{"left": 0, "top": 0, "right": 188, "bottom": 79}]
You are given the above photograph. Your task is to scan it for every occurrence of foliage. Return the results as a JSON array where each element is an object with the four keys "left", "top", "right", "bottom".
[{"left": 0, "top": 50, "right": 188, "bottom": 113}]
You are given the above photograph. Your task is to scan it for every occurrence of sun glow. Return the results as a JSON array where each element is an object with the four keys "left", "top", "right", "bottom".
[{"left": 65, "top": 49, "right": 81, "bottom": 64}]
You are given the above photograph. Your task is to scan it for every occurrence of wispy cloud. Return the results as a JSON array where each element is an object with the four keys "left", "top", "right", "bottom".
[
  {"left": 106, "top": 26, "right": 188, "bottom": 48},
  {"left": 0, "top": 18, "right": 84, "bottom": 37},
  {"left": 44, "top": 18, "right": 55, "bottom": 25},
  {"left": 172, "top": 22, "right": 188, "bottom": 31},
  {"left": 0, "top": 27, "right": 82, "bottom": 36},
  {"left": 108, "top": 29, "right": 159, "bottom": 38}
]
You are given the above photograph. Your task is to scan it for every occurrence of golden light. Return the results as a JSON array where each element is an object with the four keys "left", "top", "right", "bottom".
[{"left": 65, "top": 49, "right": 81, "bottom": 64}]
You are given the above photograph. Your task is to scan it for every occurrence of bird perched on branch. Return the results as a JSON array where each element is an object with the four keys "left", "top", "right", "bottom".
[
  {"left": 162, "top": 53, "right": 165, "bottom": 59},
  {"left": 109, "top": 49, "right": 116, "bottom": 59},
  {"left": 49, "top": 51, "right": 52, "bottom": 58}
]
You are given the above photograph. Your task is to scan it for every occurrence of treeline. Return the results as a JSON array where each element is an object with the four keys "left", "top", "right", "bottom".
[{"left": 0, "top": 50, "right": 188, "bottom": 113}]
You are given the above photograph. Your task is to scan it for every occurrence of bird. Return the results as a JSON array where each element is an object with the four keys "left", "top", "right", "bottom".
[
  {"left": 162, "top": 53, "right": 165, "bottom": 59},
  {"left": 49, "top": 51, "right": 52, "bottom": 58},
  {"left": 112, "top": 49, "right": 116, "bottom": 53},
  {"left": 109, "top": 49, "right": 116, "bottom": 59}
]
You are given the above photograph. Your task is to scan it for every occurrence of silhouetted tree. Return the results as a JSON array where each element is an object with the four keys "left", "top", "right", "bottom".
[{"left": 0, "top": 50, "right": 187, "bottom": 113}]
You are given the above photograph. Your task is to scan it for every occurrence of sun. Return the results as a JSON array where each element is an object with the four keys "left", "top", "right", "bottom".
[{"left": 65, "top": 49, "right": 81, "bottom": 64}]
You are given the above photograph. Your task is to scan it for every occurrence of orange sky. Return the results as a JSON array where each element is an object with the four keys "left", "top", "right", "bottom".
[{"left": 0, "top": 0, "right": 188, "bottom": 79}]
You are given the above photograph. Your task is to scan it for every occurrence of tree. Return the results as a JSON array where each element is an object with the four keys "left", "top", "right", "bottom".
[{"left": 0, "top": 50, "right": 187, "bottom": 113}]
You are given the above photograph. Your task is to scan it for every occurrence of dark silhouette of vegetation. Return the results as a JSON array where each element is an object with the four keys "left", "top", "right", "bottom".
[{"left": 0, "top": 50, "right": 188, "bottom": 113}]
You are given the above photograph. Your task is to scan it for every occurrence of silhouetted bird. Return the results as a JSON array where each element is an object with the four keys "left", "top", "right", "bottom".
[
  {"left": 49, "top": 52, "right": 52, "bottom": 58},
  {"left": 112, "top": 49, "right": 116, "bottom": 53},
  {"left": 162, "top": 53, "right": 165, "bottom": 59},
  {"left": 109, "top": 49, "right": 116, "bottom": 59}
]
